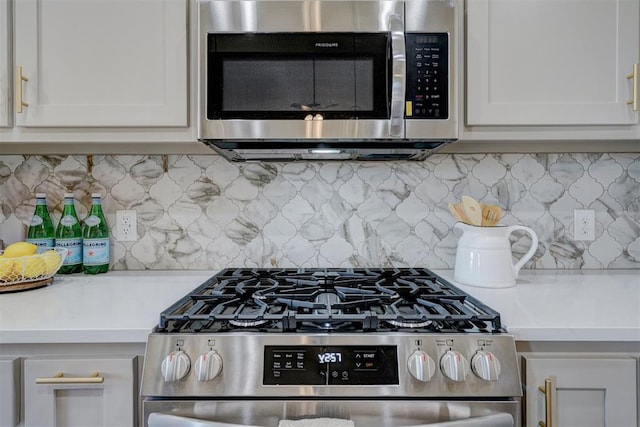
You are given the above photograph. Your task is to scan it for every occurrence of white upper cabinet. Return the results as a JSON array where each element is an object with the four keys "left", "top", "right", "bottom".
[
  {"left": 466, "top": 0, "right": 640, "bottom": 126},
  {"left": 13, "top": 0, "right": 187, "bottom": 127},
  {"left": 0, "top": 0, "right": 9, "bottom": 128}
]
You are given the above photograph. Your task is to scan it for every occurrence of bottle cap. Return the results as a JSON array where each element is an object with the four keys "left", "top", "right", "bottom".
[
  {"left": 64, "top": 192, "right": 74, "bottom": 198},
  {"left": 35, "top": 193, "right": 46, "bottom": 198},
  {"left": 91, "top": 193, "right": 102, "bottom": 198}
]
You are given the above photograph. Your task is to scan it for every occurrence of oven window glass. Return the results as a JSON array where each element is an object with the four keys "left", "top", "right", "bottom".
[
  {"left": 222, "top": 59, "right": 374, "bottom": 113},
  {"left": 208, "top": 33, "right": 389, "bottom": 120}
]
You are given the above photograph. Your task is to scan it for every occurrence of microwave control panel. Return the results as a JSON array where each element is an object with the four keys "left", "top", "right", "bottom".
[{"left": 405, "top": 33, "right": 449, "bottom": 120}]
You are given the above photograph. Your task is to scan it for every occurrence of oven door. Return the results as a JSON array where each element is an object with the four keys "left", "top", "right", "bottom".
[{"left": 144, "top": 400, "right": 520, "bottom": 427}]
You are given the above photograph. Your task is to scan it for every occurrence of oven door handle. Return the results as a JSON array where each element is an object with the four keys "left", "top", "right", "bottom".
[
  {"left": 148, "top": 412, "right": 512, "bottom": 427},
  {"left": 407, "top": 412, "right": 514, "bottom": 427},
  {"left": 388, "top": 13, "right": 406, "bottom": 137},
  {"left": 148, "top": 413, "right": 263, "bottom": 427}
]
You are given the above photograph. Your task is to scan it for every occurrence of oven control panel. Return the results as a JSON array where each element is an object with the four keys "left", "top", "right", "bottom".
[
  {"left": 263, "top": 346, "right": 398, "bottom": 385},
  {"left": 141, "top": 333, "right": 522, "bottom": 398}
]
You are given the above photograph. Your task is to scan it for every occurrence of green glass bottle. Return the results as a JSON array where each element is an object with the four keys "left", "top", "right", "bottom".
[
  {"left": 55, "top": 193, "right": 83, "bottom": 274},
  {"left": 27, "top": 193, "right": 56, "bottom": 252},
  {"left": 82, "top": 193, "right": 110, "bottom": 274}
]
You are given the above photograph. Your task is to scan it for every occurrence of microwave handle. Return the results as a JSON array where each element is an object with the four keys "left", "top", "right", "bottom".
[{"left": 389, "top": 13, "right": 406, "bottom": 137}]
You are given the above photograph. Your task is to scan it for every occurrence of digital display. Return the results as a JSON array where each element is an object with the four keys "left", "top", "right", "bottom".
[
  {"left": 264, "top": 346, "right": 398, "bottom": 386},
  {"left": 318, "top": 352, "right": 343, "bottom": 363},
  {"left": 416, "top": 35, "right": 439, "bottom": 44}
]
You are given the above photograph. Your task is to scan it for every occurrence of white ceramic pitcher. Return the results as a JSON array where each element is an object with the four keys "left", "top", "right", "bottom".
[{"left": 453, "top": 222, "right": 539, "bottom": 288}]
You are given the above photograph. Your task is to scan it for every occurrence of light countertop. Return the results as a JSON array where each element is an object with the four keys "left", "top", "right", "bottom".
[
  {"left": 435, "top": 269, "right": 640, "bottom": 342},
  {"left": 1, "top": 269, "right": 638, "bottom": 345},
  {"left": 0, "top": 271, "right": 212, "bottom": 344}
]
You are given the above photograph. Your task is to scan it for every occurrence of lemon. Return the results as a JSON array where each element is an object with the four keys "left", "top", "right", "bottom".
[
  {"left": 0, "top": 256, "right": 15, "bottom": 281},
  {"left": 41, "top": 250, "right": 62, "bottom": 276},
  {"left": 15, "top": 255, "right": 47, "bottom": 280},
  {"left": 3, "top": 242, "right": 38, "bottom": 258}
]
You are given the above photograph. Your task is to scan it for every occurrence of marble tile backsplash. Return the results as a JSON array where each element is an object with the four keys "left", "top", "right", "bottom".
[{"left": 0, "top": 153, "right": 638, "bottom": 270}]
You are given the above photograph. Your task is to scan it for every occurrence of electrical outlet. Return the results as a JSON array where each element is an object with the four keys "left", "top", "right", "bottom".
[
  {"left": 574, "top": 209, "right": 595, "bottom": 241},
  {"left": 116, "top": 210, "right": 137, "bottom": 242}
]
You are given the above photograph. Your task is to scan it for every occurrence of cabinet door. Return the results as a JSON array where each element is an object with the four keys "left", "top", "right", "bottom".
[
  {"left": 13, "top": 0, "right": 187, "bottom": 127},
  {"left": 523, "top": 355, "right": 637, "bottom": 427},
  {"left": 0, "top": 357, "right": 20, "bottom": 427},
  {"left": 466, "top": 0, "right": 640, "bottom": 126},
  {"left": 24, "top": 356, "right": 136, "bottom": 427},
  {"left": 0, "top": 0, "right": 9, "bottom": 127}
]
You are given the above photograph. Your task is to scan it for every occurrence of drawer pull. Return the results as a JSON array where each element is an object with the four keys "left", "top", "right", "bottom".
[
  {"left": 628, "top": 64, "right": 639, "bottom": 111},
  {"left": 16, "top": 66, "right": 29, "bottom": 113},
  {"left": 36, "top": 371, "right": 104, "bottom": 384},
  {"left": 537, "top": 377, "right": 553, "bottom": 427}
]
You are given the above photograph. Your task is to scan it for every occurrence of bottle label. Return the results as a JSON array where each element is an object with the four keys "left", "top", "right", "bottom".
[
  {"left": 83, "top": 238, "right": 110, "bottom": 266},
  {"left": 30, "top": 215, "right": 44, "bottom": 226},
  {"left": 84, "top": 215, "right": 101, "bottom": 227},
  {"left": 26, "top": 238, "right": 55, "bottom": 252},
  {"left": 60, "top": 215, "right": 78, "bottom": 227},
  {"left": 57, "top": 238, "right": 83, "bottom": 266}
]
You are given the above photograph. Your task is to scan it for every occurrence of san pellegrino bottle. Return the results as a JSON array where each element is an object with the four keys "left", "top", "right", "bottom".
[
  {"left": 55, "top": 193, "right": 83, "bottom": 274},
  {"left": 27, "top": 193, "right": 55, "bottom": 252},
  {"left": 82, "top": 193, "right": 110, "bottom": 274}
]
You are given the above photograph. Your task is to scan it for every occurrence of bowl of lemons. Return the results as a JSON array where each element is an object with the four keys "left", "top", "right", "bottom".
[{"left": 0, "top": 242, "right": 67, "bottom": 292}]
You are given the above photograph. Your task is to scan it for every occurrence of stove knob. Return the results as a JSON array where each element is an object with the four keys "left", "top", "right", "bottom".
[
  {"left": 407, "top": 350, "right": 436, "bottom": 382},
  {"left": 440, "top": 350, "right": 469, "bottom": 382},
  {"left": 195, "top": 351, "right": 223, "bottom": 381},
  {"left": 471, "top": 350, "right": 501, "bottom": 381},
  {"left": 161, "top": 350, "right": 191, "bottom": 382}
]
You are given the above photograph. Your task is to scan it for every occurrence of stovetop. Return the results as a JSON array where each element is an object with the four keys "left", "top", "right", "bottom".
[
  {"left": 142, "top": 269, "right": 523, "bottom": 400},
  {"left": 156, "top": 268, "right": 504, "bottom": 334}
]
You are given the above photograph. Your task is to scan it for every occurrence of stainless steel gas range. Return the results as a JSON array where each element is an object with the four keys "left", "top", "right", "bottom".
[{"left": 141, "top": 268, "right": 522, "bottom": 427}]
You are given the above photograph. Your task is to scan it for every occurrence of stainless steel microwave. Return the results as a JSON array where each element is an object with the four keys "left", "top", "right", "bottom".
[{"left": 197, "top": 0, "right": 458, "bottom": 161}]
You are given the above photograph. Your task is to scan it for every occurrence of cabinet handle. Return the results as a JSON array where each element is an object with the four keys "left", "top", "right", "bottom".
[
  {"left": 35, "top": 371, "right": 104, "bottom": 384},
  {"left": 628, "top": 64, "right": 638, "bottom": 111},
  {"left": 16, "top": 66, "right": 29, "bottom": 113},
  {"left": 537, "top": 377, "right": 553, "bottom": 427}
]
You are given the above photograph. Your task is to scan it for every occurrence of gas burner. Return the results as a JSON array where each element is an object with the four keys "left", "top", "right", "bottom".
[
  {"left": 228, "top": 319, "right": 269, "bottom": 328},
  {"left": 156, "top": 268, "right": 504, "bottom": 334},
  {"left": 384, "top": 319, "right": 434, "bottom": 328}
]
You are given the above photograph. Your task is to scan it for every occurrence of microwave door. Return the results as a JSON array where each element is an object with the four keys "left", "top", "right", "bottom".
[{"left": 203, "top": 30, "right": 403, "bottom": 141}]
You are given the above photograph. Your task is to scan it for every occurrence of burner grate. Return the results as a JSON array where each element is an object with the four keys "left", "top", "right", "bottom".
[{"left": 156, "top": 268, "right": 504, "bottom": 334}]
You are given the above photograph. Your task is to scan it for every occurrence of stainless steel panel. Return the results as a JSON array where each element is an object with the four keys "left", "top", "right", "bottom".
[
  {"left": 201, "top": 1, "right": 403, "bottom": 33},
  {"left": 201, "top": 119, "right": 398, "bottom": 140},
  {"left": 405, "top": 0, "right": 455, "bottom": 32},
  {"left": 141, "top": 333, "right": 522, "bottom": 398},
  {"left": 144, "top": 399, "right": 520, "bottom": 427},
  {"left": 406, "top": 118, "right": 458, "bottom": 140},
  {"left": 206, "top": 146, "right": 446, "bottom": 162}
]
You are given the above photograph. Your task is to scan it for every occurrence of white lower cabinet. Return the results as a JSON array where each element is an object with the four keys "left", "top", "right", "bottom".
[
  {"left": 23, "top": 355, "right": 136, "bottom": 427},
  {"left": 0, "top": 357, "right": 20, "bottom": 427},
  {"left": 522, "top": 354, "right": 638, "bottom": 427}
]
